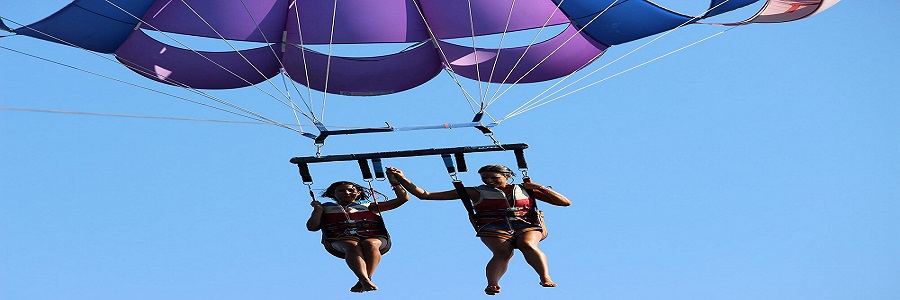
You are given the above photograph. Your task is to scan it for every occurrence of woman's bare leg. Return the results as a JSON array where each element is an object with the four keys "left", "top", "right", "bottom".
[
  {"left": 357, "top": 238, "right": 383, "bottom": 291},
  {"left": 480, "top": 237, "right": 515, "bottom": 294},
  {"left": 515, "top": 231, "right": 556, "bottom": 287},
  {"left": 334, "top": 240, "right": 377, "bottom": 292}
]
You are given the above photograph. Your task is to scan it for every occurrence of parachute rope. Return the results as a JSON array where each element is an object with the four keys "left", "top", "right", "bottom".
[
  {"left": 175, "top": 0, "right": 297, "bottom": 107},
  {"left": 484, "top": 0, "right": 581, "bottom": 109},
  {"left": 280, "top": 70, "right": 308, "bottom": 132},
  {"left": 106, "top": 0, "right": 325, "bottom": 134},
  {"left": 289, "top": 2, "right": 320, "bottom": 124},
  {"left": 0, "top": 106, "right": 303, "bottom": 126},
  {"left": 0, "top": 43, "right": 302, "bottom": 133},
  {"left": 0, "top": 106, "right": 396, "bottom": 130},
  {"left": 94, "top": 1, "right": 315, "bottom": 131},
  {"left": 4, "top": 0, "right": 838, "bottom": 142},
  {"left": 234, "top": 0, "right": 308, "bottom": 132},
  {"left": 1, "top": 15, "right": 303, "bottom": 133},
  {"left": 101, "top": 0, "right": 318, "bottom": 130},
  {"left": 505, "top": 26, "right": 741, "bottom": 119},
  {"left": 465, "top": 0, "right": 487, "bottom": 110},
  {"left": 479, "top": 0, "right": 518, "bottom": 109},
  {"left": 501, "top": 0, "right": 741, "bottom": 120},
  {"left": 320, "top": 0, "right": 343, "bottom": 123},
  {"left": 486, "top": 0, "right": 620, "bottom": 112},
  {"left": 410, "top": 1, "right": 481, "bottom": 114}
]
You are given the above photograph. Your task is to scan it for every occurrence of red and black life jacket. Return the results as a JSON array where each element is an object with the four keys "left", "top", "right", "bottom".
[
  {"left": 472, "top": 184, "right": 539, "bottom": 227},
  {"left": 319, "top": 202, "right": 389, "bottom": 241}
]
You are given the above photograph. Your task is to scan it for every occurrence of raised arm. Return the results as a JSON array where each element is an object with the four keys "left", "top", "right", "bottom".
[
  {"left": 522, "top": 181, "right": 571, "bottom": 207},
  {"left": 386, "top": 167, "right": 476, "bottom": 200},
  {"left": 370, "top": 172, "right": 410, "bottom": 212}
]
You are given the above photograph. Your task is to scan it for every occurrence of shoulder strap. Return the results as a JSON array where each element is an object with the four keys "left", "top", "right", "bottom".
[{"left": 519, "top": 182, "right": 539, "bottom": 211}]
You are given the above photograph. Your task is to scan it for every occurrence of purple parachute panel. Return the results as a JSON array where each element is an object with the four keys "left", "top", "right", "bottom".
[
  {"left": 285, "top": 0, "right": 429, "bottom": 44},
  {"left": 16, "top": 0, "right": 840, "bottom": 97},
  {"left": 115, "top": 30, "right": 281, "bottom": 89},
  {"left": 419, "top": 0, "right": 570, "bottom": 39},
  {"left": 438, "top": 26, "right": 607, "bottom": 84},
  {"left": 282, "top": 43, "right": 442, "bottom": 96},
  {"left": 139, "top": 0, "right": 289, "bottom": 43}
]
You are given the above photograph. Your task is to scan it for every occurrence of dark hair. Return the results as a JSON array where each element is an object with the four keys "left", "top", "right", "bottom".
[
  {"left": 477, "top": 164, "right": 515, "bottom": 177},
  {"left": 321, "top": 181, "right": 371, "bottom": 201}
]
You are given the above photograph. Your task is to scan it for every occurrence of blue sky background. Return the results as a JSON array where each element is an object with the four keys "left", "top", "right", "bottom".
[{"left": 2, "top": 1, "right": 897, "bottom": 299}]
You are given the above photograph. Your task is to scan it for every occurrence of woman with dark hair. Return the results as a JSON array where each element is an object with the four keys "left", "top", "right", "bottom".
[
  {"left": 306, "top": 178, "right": 408, "bottom": 293},
  {"left": 387, "top": 165, "right": 570, "bottom": 295}
]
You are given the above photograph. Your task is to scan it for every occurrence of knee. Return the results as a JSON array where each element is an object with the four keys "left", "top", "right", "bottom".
[
  {"left": 492, "top": 248, "right": 515, "bottom": 260},
  {"left": 515, "top": 237, "right": 542, "bottom": 253},
  {"left": 517, "top": 242, "right": 541, "bottom": 254},
  {"left": 361, "top": 239, "right": 382, "bottom": 251},
  {"left": 337, "top": 241, "right": 362, "bottom": 255}
]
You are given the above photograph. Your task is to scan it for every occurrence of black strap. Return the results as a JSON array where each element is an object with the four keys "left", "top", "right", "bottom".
[
  {"left": 453, "top": 181, "right": 478, "bottom": 230},
  {"left": 357, "top": 159, "right": 373, "bottom": 181},
  {"left": 297, "top": 162, "right": 313, "bottom": 184},
  {"left": 441, "top": 153, "right": 478, "bottom": 230}
]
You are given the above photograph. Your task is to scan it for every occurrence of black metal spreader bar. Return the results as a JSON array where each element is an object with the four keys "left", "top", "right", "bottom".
[
  {"left": 291, "top": 143, "right": 528, "bottom": 184},
  {"left": 290, "top": 143, "right": 527, "bottom": 164}
]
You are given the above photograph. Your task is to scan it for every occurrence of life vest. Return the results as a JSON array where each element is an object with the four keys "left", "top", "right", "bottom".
[
  {"left": 319, "top": 202, "right": 389, "bottom": 242},
  {"left": 472, "top": 184, "right": 539, "bottom": 227}
]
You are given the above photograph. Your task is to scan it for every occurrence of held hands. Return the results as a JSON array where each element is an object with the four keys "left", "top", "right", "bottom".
[
  {"left": 385, "top": 167, "right": 406, "bottom": 184},
  {"left": 385, "top": 168, "right": 400, "bottom": 185}
]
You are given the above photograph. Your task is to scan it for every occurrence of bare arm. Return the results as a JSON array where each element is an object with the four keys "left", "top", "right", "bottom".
[
  {"left": 523, "top": 181, "right": 571, "bottom": 207},
  {"left": 386, "top": 167, "right": 477, "bottom": 200},
  {"left": 305, "top": 200, "right": 324, "bottom": 231},
  {"left": 370, "top": 177, "right": 410, "bottom": 212}
]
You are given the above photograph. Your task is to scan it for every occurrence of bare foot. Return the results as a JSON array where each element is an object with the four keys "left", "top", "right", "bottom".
[
  {"left": 360, "top": 280, "right": 378, "bottom": 292},
  {"left": 350, "top": 280, "right": 379, "bottom": 293},
  {"left": 484, "top": 285, "right": 501, "bottom": 295},
  {"left": 350, "top": 281, "right": 364, "bottom": 293},
  {"left": 540, "top": 277, "right": 557, "bottom": 287}
]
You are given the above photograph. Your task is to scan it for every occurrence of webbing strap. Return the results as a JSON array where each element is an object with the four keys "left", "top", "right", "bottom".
[
  {"left": 297, "top": 163, "right": 313, "bottom": 184},
  {"left": 357, "top": 159, "right": 373, "bottom": 181},
  {"left": 441, "top": 154, "right": 456, "bottom": 174},
  {"left": 455, "top": 153, "right": 467, "bottom": 172},
  {"left": 522, "top": 178, "right": 539, "bottom": 211},
  {"left": 453, "top": 181, "right": 478, "bottom": 230},
  {"left": 441, "top": 153, "right": 477, "bottom": 230},
  {"left": 514, "top": 149, "right": 528, "bottom": 170},
  {"left": 372, "top": 158, "right": 385, "bottom": 180}
]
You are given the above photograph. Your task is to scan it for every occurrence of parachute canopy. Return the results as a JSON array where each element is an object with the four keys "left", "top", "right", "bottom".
[{"left": 10, "top": 0, "right": 840, "bottom": 96}]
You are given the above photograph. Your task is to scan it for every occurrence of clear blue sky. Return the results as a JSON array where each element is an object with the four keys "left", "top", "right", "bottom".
[{"left": 2, "top": 1, "right": 897, "bottom": 299}]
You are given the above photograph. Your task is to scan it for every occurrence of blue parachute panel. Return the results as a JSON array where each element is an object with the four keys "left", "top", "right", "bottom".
[
  {"left": 553, "top": 0, "right": 693, "bottom": 46},
  {"left": 13, "top": 0, "right": 155, "bottom": 53}
]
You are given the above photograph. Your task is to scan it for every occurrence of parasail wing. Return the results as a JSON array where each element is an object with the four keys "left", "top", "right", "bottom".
[
  {"left": 286, "top": 0, "right": 429, "bottom": 44},
  {"left": 115, "top": 29, "right": 281, "bottom": 90},
  {"left": 10, "top": 0, "right": 155, "bottom": 53},
  {"left": 139, "top": 0, "right": 289, "bottom": 43},
  {"left": 437, "top": 25, "right": 607, "bottom": 84},
  {"left": 717, "top": 0, "right": 843, "bottom": 25},
  {"left": 1, "top": 18, "right": 10, "bottom": 32},
  {"left": 282, "top": 42, "right": 443, "bottom": 96}
]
